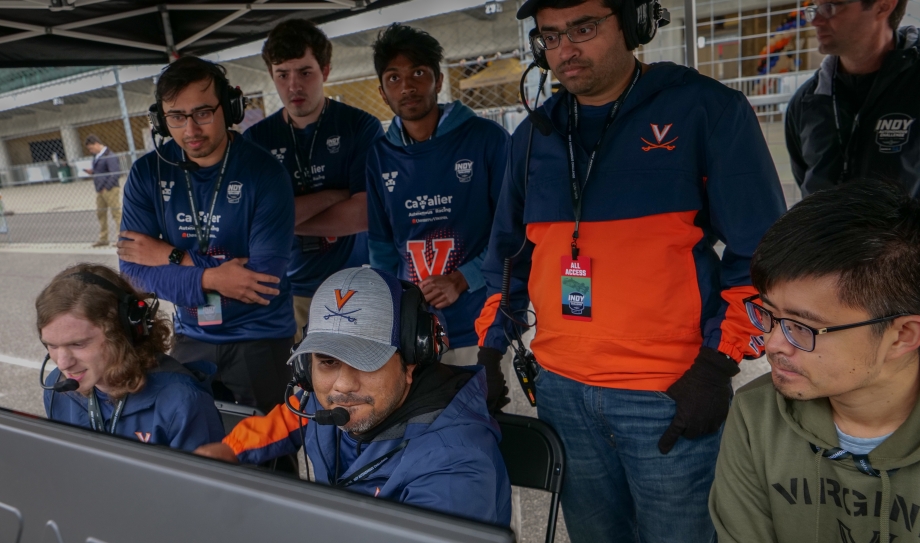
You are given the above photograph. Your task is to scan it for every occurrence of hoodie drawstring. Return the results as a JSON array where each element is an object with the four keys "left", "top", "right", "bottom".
[
  {"left": 881, "top": 470, "right": 892, "bottom": 543},
  {"left": 813, "top": 448, "right": 823, "bottom": 543}
]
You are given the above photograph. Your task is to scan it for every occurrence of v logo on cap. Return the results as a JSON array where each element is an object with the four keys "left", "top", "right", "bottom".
[{"left": 334, "top": 289, "right": 357, "bottom": 310}]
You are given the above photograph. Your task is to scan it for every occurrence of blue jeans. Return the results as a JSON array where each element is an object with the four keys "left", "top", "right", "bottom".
[{"left": 535, "top": 366, "right": 720, "bottom": 543}]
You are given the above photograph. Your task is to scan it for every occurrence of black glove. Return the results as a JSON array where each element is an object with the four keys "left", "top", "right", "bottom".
[
  {"left": 478, "top": 347, "right": 510, "bottom": 414},
  {"left": 657, "top": 347, "right": 739, "bottom": 455}
]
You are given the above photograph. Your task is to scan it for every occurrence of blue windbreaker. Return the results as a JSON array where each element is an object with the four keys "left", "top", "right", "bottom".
[
  {"left": 476, "top": 62, "right": 786, "bottom": 391},
  {"left": 43, "top": 356, "right": 225, "bottom": 451},
  {"left": 226, "top": 365, "right": 512, "bottom": 525},
  {"left": 366, "top": 101, "right": 509, "bottom": 348}
]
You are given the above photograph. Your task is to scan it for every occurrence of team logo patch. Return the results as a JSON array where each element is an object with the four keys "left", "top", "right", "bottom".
[
  {"left": 324, "top": 288, "right": 361, "bottom": 323},
  {"left": 270, "top": 148, "right": 286, "bottom": 162},
  {"left": 641, "top": 123, "right": 677, "bottom": 151},
  {"left": 875, "top": 113, "right": 915, "bottom": 153},
  {"left": 227, "top": 181, "right": 243, "bottom": 204},
  {"left": 160, "top": 180, "right": 175, "bottom": 202},
  {"left": 135, "top": 432, "right": 151, "bottom": 443},
  {"left": 334, "top": 289, "right": 357, "bottom": 310},
  {"left": 382, "top": 171, "right": 398, "bottom": 192},
  {"left": 454, "top": 159, "right": 473, "bottom": 182},
  {"left": 326, "top": 135, "right": 341, "bottom": 154}
]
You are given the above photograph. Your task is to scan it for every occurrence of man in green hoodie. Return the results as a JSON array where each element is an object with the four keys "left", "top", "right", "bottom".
[{"left": 710, "top": 180, "right": 920, "bottom": 543}]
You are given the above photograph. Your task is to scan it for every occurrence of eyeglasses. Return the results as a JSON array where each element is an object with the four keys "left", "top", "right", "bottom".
[
  {"left": 532, "top": 14, "right": 613, "bottom": 51},
  {"left": 164, "top": 105, "right": 221, "bottom": 129},
  {"left": 804, "top": 0, "right": 861, "bottom": 22},
  {"left": 743, "top": 294, "right": 908, "bottom": 352}
]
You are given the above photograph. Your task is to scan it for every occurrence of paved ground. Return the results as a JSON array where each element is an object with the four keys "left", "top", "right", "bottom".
[
  {"left": 0, "top": 248, "right": 769, "bottom": 543},
  {"left": 1, "top": 178, "right": 123, "bottom": 244}
]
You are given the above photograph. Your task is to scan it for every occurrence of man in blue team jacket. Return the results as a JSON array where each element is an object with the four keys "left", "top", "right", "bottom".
[
  {"left": 116, "top": 57, "right": 295, "bottom": 414},
  {"left": 39, "top": 263, "right": 224, "bottom": 451},
  {"left": 366, "top": 25, "right": 509, "bottom": 393},
  {"left": 195, "top": 266, "right": 511, "bottom": 526}
]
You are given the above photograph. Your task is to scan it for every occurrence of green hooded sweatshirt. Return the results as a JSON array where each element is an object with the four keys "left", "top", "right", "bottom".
[{"left": 710, "top": 373, "right": 920, "bottom": 543}]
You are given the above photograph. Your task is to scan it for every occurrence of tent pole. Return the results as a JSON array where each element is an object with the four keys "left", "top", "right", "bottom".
[{"left": 114, "top": 68, "right": 138, "bottom": 165}]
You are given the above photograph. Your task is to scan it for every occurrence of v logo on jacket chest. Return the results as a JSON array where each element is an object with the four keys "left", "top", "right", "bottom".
[{"left": 641, "top": 123, "right": 678, "bottom": 151}]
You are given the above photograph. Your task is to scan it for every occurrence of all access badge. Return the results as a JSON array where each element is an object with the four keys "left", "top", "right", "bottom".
[{"left": 561, "top": 255, "right": 592, "bottom": 321}]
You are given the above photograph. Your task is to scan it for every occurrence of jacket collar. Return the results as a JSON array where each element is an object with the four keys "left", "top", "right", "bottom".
[
  {"left": 384, "top": 100, "right": 477, "bottom": 147},
  {"left": 814, "top": 26, "right": 920, "bottom": 96}
]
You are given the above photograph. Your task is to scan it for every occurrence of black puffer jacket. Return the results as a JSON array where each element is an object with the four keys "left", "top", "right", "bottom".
[{"left": 785, "top": 26, "right": 920, "bottom": 196}]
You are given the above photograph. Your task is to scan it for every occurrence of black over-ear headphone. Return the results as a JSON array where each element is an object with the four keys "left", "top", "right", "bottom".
[
  {"left": 528, "top": 0, "right": 670, "bottom": 65},
  {"left": 147, "top": 63, "right": 247, "bottom": 138},
  {"left": 68, "top": 272, "right": 158, "bottom": 345},
  {"left": 289, "top": 280, "right": 448, "bottom": 394}
]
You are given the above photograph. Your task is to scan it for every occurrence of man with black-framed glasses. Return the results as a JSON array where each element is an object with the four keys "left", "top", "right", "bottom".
[
  {"left": 118, "top": 56, "right": 296, "bottom": 415},
  {"left": 710, "top": 180, "right": 920, "bottom": 542},
  {"left": 476, "top": 0, "right": 785, "bottom": 541},
  {"left": 785, "top": 0, "right": 919, "bottom": 196}
]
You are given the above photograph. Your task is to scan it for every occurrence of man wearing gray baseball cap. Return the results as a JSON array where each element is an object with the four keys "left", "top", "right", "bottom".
[{"left": 195, "top": 266, "right": 511, "bottom": 525}]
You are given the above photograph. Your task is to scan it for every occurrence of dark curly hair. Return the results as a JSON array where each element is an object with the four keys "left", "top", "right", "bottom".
[
  {"left": 36, "top": 264, "right": 172, "bottom": 400},
  {"left": 262, "top": 19, "right": 333, "bottom": 73}
]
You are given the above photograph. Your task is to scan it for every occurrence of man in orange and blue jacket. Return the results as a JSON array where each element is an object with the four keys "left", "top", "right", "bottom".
[{"left": 474, "top": 0, "right": 787, "bottom": 541}]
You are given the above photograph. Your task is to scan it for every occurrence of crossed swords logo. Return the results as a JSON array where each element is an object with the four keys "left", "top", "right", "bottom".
[{"left": 641, "top": 123, "right": 678, "bottom": 152}]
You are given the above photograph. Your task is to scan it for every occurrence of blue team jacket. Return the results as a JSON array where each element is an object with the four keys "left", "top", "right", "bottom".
[
  {"left": 233, "top": 366, "right": 512, "bottom": 525},
  {"left": 477, "top": 62, "right": 786, "bottom": 391},
  {"left": 244, "top": 101, "right": 383, "bottom": 297},
  {"left": 120, "top": 135, "right": 295, "bottom": 343},
  {"left": 43, "top": 356, "right": 225, "bottom": 451},
  {"left": 366, "top": 101, "right": 509, "bottom": 348}
]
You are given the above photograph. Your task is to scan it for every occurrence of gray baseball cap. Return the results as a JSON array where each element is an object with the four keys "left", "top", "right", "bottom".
[{"left": 290, "top": 266, "right": 404, "bottom": 372}]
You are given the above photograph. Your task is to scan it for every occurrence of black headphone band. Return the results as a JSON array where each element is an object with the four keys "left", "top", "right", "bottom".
[{"left": 67, "top": 272, "right": 155, "bottom": 344}]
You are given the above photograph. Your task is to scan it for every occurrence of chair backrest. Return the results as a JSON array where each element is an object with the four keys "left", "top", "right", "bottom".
[
  {"left": 215, "top": 401, "right": 264, "bottom": 435},
  {"left": 495, "top": 413, "right": 564, "bottom": 493}
]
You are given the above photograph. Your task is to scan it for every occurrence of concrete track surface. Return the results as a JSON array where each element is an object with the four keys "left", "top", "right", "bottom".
[{"left": 0, "top": 248, "right": 769, "bottom": 543}]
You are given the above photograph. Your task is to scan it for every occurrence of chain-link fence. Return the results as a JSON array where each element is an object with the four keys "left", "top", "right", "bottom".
[
  {"left": 2, "top": 0, "right": 919, "bottom": 244},
  {"left": 0, "top": 3, "right": 533, "bottom": 246}
]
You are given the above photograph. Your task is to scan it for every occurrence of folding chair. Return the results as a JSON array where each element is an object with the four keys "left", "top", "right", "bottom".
[
  {"left": 214, "top": 401, "right": 263, "bottom": 434},
  {"left": 214, "top": 401, "right": 299, "bottom": 475},
  {"left": 495, "top": 413, "right": 565, "bottom": 543}
]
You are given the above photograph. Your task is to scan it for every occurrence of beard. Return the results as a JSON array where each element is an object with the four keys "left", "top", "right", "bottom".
[
  {"left": 182, "top": 133, "right": 224, "bottom": 160},
  {"left": 391, "top": 94, "right": 437, "bottom": 123},
  {"left": 553, "top": 55, "right": 622, "bottom": 97},
  {"left": 330, "top": 385, "right": 408, "bottom": 434}
]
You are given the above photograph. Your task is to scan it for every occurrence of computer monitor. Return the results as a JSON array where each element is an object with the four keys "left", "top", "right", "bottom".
[{"left": 0, "top": 408, "right": 513, "bottom": 543}]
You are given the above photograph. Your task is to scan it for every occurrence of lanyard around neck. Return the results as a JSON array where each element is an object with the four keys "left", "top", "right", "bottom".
[
  {"left": 289, "top": 98, "right": 328, "bottom": 194},
  {"left": 566, "top": 60, "right": 641, "bottom": 259},
  {"left": 87, "top": 389, "right": 126, "bottom": 435},
  {"left": 183, "top": 137, "right": 232, "bottom": 255},
  {"left": 831, "top": 57, "right": 863, "bottom": 181}
]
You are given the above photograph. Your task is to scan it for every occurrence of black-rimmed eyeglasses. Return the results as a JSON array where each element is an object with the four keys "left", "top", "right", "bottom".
[
  {"left": 532, "top": 14, "right": 614, "bottom": 51},
  {"left": 743, "top": 294, "right": 908, "bottom": 352},
  {"left": 164, "top": 104, "right": 222, "bottom": 129},
  {"left": 804, "top": 0, "right": 861, "bottom": 22}
]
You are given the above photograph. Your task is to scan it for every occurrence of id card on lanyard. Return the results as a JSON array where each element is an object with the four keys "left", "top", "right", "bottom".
[
  {"left": 561, "top": 60, "right": 641, "bottom": 321},
  {"left": 184, "top": 139, "right": 231, "bottom": 326}
]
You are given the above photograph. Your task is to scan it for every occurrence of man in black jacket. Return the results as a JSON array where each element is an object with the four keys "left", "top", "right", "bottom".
[
  {"left": 785, "top": 0, "right": 918, "bottom": 196},
  {"left": 84, "top": 134, "right": 122, "bottom": 247}
]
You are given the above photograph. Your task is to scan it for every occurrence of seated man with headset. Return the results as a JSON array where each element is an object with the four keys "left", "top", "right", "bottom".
[
  {"left": 195, "top": 266, "right": 512, "bottom": 525},
  {"left": 38, "top": 264, "right": 225, "bottom": 451}
]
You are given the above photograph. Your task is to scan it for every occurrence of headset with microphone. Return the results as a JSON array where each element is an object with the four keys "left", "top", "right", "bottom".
[
  {"left": 283, "top": 280, "right": 448, "bottom": 427},
  {"left": 147, "top": 62, "right": 248, "bottom": 173},
  {"left": 506, "top": 0, "right": 671, "bottom": 405},
  {"left": 520, "top": 0, "right": 670, "bottom": 135},
  {"left": 40, "top": 272, "right": 158, "bottom": 395}
]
